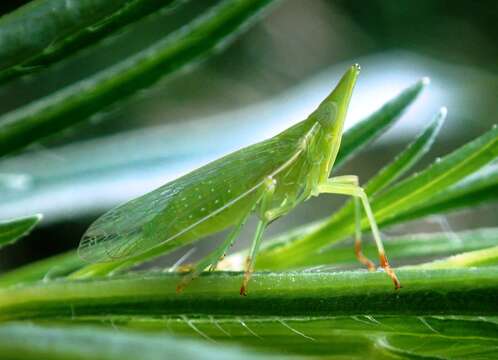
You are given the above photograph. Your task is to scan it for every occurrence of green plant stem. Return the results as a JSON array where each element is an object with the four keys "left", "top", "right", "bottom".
[{"left": 1, "top": 268, "right": 498, "bottom": 321}]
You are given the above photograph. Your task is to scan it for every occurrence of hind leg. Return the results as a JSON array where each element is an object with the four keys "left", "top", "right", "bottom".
[
  {"left": 317, "top": 177, "right": 400, "bottom": 289},
  {"left": 327, "top": 176, "right": 375, "bottom": 271}
]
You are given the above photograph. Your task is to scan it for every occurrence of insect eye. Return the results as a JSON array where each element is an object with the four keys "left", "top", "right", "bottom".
[{"left": 315, "top": 102, "right": 337, "bottom": 128}]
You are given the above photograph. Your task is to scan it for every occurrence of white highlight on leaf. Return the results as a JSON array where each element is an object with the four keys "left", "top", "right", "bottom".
[
  {"left": 209, "top": 316, "right": 231, "bottom": 337},
  {"left": 162, "top": 316, "right": 175, "bottom": 333},
  {"left": 351, "top": 316, "right": 375, "bottom": 326},
  {"left": 278, "top": 319, "right": 315, "bottom": 341},
  {"left": 181, "top": 315, "right": 214, "bottom": 342},
  {"left": 364, "top": 315, "right": 382, "bottom": 325},
  {"left": 418, "top": 317, "right": 439, "bottom": 334},
  {"left": 237, "top": 317, "right": 262, "bottom": 339}
]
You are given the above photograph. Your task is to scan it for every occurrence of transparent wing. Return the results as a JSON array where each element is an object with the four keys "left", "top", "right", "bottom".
[
  {"left": 78, "top": 129, "right": 305, "bottom": 263},
  {"left": 78, "top": 181, "right": 181, "bottom": 262}
]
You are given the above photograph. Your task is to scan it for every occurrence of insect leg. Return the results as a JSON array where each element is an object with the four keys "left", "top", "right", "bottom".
[
  {"left": 176, "top": 207, "right": 253, "bottom": 293},
  {"left": 317, "top": 179, "right": 401, "bottom": 289},
  {"left": 240, "top": 177, "right": 276, "bottom": 296},
  {"left": 327, "top": 176, "right": 375, "bottom": 271}
]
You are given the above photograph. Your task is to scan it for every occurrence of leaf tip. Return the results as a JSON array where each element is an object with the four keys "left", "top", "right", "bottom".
[
  {"left": 421, "top": 76, "right": 431, "bottom": 86},
  {"left": 438, "top": 106, "right": 448, "bottom": 119}
]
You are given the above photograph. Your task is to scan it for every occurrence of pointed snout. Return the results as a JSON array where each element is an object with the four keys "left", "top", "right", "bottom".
[{"left": 322, "top": 64, "right": 360, "bottom": 108}]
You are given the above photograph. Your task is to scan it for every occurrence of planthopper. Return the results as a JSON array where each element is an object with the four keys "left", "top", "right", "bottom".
[{"left": 75, "top": 64, "right": 401, "bottom": 295}]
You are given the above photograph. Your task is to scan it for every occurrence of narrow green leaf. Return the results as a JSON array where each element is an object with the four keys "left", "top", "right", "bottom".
[
  {"left": 119, "top": 315, "right": 498, "bottom": 359},
  {"left": 0, "top": 323, "right": 281, "bottom": 360},
  {"left": 0, "top": 1, "right": 132, "bottom": 70},
  {"left": 122, "top": 314, "right": 498, "bottom": 343},
  {"left": 384, "top": 164, "right": 498, "bottom": 225},
  {"left": 1, "top": 268, "right": 497, "bottom": 321},
  {"left": 0, "top": 214, "right": 42, "bottom": 250},
  {"left": 0, "top": 250, "right": 83, "bottom": 287},
  {"left": 365, "top": 107, "right": 446, "bottom": 196},
  {"left": 379, "top": 330, "right": 498, "bottom": 360},
  {"left": 413, "top": 245, "right": 498, "bottom": 269},
  {"left": 372, "top": 124, "right": 498, "bottom": 223},
  {"left": 0, "top": 0, "right": 181, "bottom": 83},
  {"left": 0, "top": 0, "right": 277, "bottom": 157},
  {"left": 334, "top": 77, "right": 429, "bottom": 168},
  {"left": 284, "top": 228, "right": 498, "bottom": 270},
  {"left": 255, "top": 125, "right": 498, "bottom": 269}
]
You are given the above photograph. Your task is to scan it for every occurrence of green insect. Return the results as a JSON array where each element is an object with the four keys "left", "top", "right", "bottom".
[{"left": 76, "top": 65, "right": 400, "bottom": 295}]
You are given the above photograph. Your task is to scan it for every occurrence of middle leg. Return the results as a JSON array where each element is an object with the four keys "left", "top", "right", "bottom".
[{"left": 240, "top": 176, "right": 277, "bottom": 296}]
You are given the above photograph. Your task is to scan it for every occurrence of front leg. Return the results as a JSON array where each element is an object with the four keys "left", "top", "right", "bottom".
[
  {"left": 317, "top": 177, "right": 401, "bottom": 289},
  {"left": 240, "top": 176, "right": 277, "bottom": 296},
  {"left": 176, "top": 206, "right": 252, "bottom": 293}
]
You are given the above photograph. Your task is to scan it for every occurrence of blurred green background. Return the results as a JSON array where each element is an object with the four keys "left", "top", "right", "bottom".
[{"left": 0, "top": 0, "right": 496, "bottom": 271}]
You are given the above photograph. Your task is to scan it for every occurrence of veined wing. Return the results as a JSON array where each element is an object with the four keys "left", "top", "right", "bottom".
[{"left": 78, "top": 125, "right": 307, "bottom": 263}]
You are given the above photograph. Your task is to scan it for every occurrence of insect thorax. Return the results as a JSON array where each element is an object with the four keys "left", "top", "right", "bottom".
[{"left": 268, "top": 123, "right": 332, "bottom": 214}]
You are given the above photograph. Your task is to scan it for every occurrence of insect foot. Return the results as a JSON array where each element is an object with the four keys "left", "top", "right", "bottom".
[
  {"left": 354, "top": 240, "right": 376, "bottom": 271},
  {"left": 176, "top": 274, "right": 194, "bottom": 294},
  {"left": 175, "top": 265, "right": 197, "bottom": 294},
  {"left": 380, "top": 253, "right": 401, "bottom": 290},
  {"left": 240, "top": 257, "right": 254, "bottom": 296}
]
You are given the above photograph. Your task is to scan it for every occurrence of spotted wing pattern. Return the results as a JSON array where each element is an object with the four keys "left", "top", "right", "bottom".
[{"left": 78, "top": 124, "right": 308, "bottom": 263}]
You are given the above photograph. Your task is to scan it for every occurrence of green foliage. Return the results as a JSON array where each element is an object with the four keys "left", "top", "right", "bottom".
[
  {"left": 0, "top": 0, "right": 276, "bottom": 157},
  {"left": 0, "top": 214, "right": 42, "bottom": 250},
  {"left": 386, "top": 164, "right": 498, "bottom": 225},
  {"left": 0, "top": 0, "right": 181, "bottom": 83},
  {"left": 254, "top": 119, "right": 498, "bottom": 269},
  {"left": 126, "top": 315, "right": 498, "bottom": 359},
  {"left": 0, "top": 250, "right": 83, "bottom": 287},
  {"left": 279, "top": 228, "right": 498, "bottom": 270},
  {"left": 0, "top": 0, "right": 497, "bottom": 359}
]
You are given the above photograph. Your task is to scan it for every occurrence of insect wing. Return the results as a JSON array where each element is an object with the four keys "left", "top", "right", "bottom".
[
  {"left": 78, "top": 135, "right": 300, "bottom": 263},
  {"left": 78, "top": 181, "right": 180, "bottom": 262}
]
